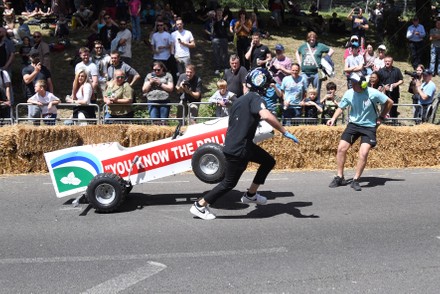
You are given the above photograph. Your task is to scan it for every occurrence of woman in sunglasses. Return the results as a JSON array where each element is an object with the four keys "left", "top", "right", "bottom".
[{"left": 142, "top": 61, "right": 174, "bottom": 124}]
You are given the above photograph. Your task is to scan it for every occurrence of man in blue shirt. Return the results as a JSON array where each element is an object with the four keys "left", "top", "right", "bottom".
[
  {"left": 413, "top": 69, "right": 436, "bottom": 122},
  {"left": 327, "top": 73, "right": 393, "bottom": 191}
]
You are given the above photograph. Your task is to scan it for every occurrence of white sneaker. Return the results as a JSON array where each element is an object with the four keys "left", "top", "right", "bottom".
[
  {"left": 241, "top": 192, "right": 267, "bottom": 205},
  {"left": 190, "top": 202, "right": 216, "bottom": 220}
]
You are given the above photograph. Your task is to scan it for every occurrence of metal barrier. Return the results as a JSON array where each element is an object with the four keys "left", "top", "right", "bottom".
[
  {"left": 15, "top": 103, "right": 100, "bottom": 125},
  {"left": 188, "top": 102, "right": 348, "bottom": 126},
  {"left": 7, "top": 102, "right": 435, "bottom": 126},
  {"left": 188, "top": 101, "right": 217, "bottom": 123},
  {"left": 103, "top": 102, "right": 185, "bottom": 125},
  {"left": 382, "top": 104, "right": 422, "bottom": 126},
  {"left": 0, "top": 105, "right": 14, "bottom": 126}
]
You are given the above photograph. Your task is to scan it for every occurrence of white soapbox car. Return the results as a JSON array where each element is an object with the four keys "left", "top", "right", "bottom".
[{"left": 44, "top": 117, "right": 274, "bottom": 212}]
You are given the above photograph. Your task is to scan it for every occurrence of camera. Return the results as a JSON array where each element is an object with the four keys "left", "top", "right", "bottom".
[
  {"left": 353, "top": 7, "right": 360, "bottom": 16},
  {"left": 404, "top": 70, "right": 418, "bottom": 79},
  {"left": 182, "top": 80, "right": 190, "bottom": 88}
]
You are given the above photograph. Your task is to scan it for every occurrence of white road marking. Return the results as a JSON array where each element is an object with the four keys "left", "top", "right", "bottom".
[
  {"left": 436, "top": 236, "right": 440, "bottom": 240},
  {"left": 0, "top": 247, "right": 287, "bottom": 265},
  {"left": 80, "top": 261, "right": 166, "bottom": 294}
]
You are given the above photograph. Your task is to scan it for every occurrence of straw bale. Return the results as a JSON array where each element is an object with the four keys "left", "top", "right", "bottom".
[
  {"left": 126, "top": 125, "right": 174, "bottom": 146},
  {"left": 74, "top": 125, "right": 130, "bottom": 146},
  {"left": 1, "top": 124, "right": 439, "bottom": 175},
  {"left": 0, "top": 126, "right": 18, "bottom": 156}
]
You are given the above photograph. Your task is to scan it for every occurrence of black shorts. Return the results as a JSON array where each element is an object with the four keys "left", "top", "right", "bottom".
[{"left": 341, "top": 123, "right": 377, "bottom": 147}]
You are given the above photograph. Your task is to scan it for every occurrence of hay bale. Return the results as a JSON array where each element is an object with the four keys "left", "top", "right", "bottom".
[
  {"left": 74, "top": 125, "right": 130, "bottom": 146},
  {"left": 15, "top": 125, "right": 82, "bottom": 154},
  {"left": 126, "top": 125, "right": 174, "bottom": 146}
]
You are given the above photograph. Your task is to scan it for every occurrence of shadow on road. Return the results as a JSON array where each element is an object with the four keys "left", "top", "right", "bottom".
[
  {"left": 358, "top": 177, "right": 405, "bottom": 188},
  {"left": 217, "top": 201, "right": 319, "bottom": 219},
  {"left": 71, "top": 189, "right": 306, "bottom": 216}
]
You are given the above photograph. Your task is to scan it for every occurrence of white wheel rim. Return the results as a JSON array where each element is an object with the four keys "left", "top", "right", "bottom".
[
  {"left": 199, "top": 154, "right": 220, "bottom": 175},
  {"left": 95, "top": 183, "right": 116, "bottom": 205}
]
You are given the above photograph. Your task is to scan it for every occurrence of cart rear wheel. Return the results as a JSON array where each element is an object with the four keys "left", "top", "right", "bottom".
[
  {"left": 191, "top": 143, "right": 226, "bottom": 184},
  {"left": 86, "top": 173, "right": 127, "bottom": 212}
]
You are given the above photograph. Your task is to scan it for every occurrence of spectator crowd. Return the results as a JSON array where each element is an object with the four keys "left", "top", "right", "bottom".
[{"left": 0, "top": 1, "right": 439, "bottom": 125}]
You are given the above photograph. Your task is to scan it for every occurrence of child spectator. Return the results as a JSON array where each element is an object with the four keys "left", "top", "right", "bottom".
[
  {"left": 208, "top": 79, "right": 236, "bottom": 117},
  {"left": 27, "top": 79, "right": 60, "bottom": 125},
  {"left": 301, "top": 87, "right": 322, "bottom": 124},
  {"left": 321, "top": 82, "right": 340, "bottom": 124}
]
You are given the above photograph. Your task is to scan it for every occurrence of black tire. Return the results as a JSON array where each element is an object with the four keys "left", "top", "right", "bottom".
[
  {"left": 86, "top": 173, "right": 127, "bottom": 212},
  {"left": 191, "top": 143, "right": 226, "bottom": 184}
]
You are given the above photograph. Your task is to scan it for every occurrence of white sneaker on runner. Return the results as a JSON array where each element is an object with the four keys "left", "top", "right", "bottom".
[
  {"left": 241, "top": 192, "right": 268, "bottom": 205},
  {"left": 190, "top": 202, "right": 216, "bottom": 220}
]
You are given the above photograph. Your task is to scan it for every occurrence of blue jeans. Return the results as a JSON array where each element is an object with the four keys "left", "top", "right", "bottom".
[
  {"left": 148, "top": 100, "right": 170, "bottom": 119},
  {"left": 301, "top": 72, "right": 321, "bottom": 103},
  {"left": 130, "top": 15, "right": 141, "bottom": 41},
  {"left": 429, "top": 45, "right": 440, "bottom": 75}
]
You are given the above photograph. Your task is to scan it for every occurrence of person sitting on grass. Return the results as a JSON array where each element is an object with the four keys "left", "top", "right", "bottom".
[
  {"left": 208, "top": 79, "right": 236, "bottom": 117},
  {"left": 27, "top": 79, "right": 60, "bottom": 126}
]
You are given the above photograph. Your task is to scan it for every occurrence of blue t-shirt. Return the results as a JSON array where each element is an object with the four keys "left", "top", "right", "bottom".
[
  {"left": 280, "top": 75, "right": 307, "bottom": 108},
  {"left": 339, "top": 87, "right": 388, "bottom": 127},
  {"left": 419, "top": 80, "right": 436, "bottom": 105},
  {"left": 263, "top": 85, "right": 281, "bottom": 113}
]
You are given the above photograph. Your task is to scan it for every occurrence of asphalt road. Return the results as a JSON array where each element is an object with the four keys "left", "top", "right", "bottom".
[{"left": 0, "top": 168, "right": 439, "bottom": 293}]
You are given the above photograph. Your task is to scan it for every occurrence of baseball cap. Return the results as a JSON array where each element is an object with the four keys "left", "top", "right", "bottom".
[
  {"left": 349, "top": 72, "right": 365, "bottom": 83},
  {"left": 378, "top": 44, "right": 387, "bottom": 51},
  {"left": 351, "top": 41, "right": 360, "bottom": 48},
  {"left": 350, "top": 35, "right": 359, "bottom": 41},
  {"left": 274, "top": 44, "right": 285, "bottom": 51},
  {"left": 422, "top": 69, "right": 433, "bottom": 75}
]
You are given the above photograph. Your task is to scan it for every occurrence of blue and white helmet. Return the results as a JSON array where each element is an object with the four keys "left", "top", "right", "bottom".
[{"left": 245, "top": 67, "right": 274, "bottom": 95}]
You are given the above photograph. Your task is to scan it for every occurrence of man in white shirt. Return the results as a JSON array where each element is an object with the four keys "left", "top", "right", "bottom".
[
  {"left": 74, "top": 47, "right": 99, "bottom": 93},
  {"left": 171, "top": 17, "right": 195, "bottom": 76},
  {"left": 151, "top": 20, "right": 173, "bottom": 75}
]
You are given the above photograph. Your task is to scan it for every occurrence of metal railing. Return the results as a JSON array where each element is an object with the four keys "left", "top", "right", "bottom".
[
  {"left": 8, "top": 102, "right": 436, "bottom": 127},
  {"left": 103, "top": 103, "right": 185, "bottom": 125},
  {"left": 15, "top": 103, "right": 101, "bottom": 125}
]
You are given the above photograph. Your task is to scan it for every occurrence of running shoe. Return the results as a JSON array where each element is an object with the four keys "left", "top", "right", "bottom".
[
  {"left": 241, "top": 192, "right": 268, "bottom": 205},
  {"left": 329, "top": 176, "right": 347, "bottom": 188},
  {"left": 351, "top": 179, "right": 362, "bottom": 191},
  {"left": 190, "top": 202, "right": 216, "bottom": 220}
]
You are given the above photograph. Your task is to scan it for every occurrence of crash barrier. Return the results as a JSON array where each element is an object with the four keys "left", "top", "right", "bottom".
[
  {"left": 15, "top": 103, "right": 101, "bottom": 125},
  {"left": 0, "top": 123, "right": 439, "bottom": 175},
  {"left": 10, "top": 102, "right": 438, "bottom": 126}
]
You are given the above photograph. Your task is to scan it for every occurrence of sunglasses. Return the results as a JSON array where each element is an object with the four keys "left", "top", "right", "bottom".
[
  {"left": 95, "top": 46, "right": 103, "bottom": 49},
  {"left": 157, "top": 24, "right": 164, "bottom": 27},
  {"left": 116, "top": 76, "right": 125, "bottom": 79},
  {"left": 104, "top": 17, "right": 110, "bottom": 20},
  {"left": 33, "top": 35, "right": 41, "bottom": 38},
  {"left": 153, "top": 68, "right": 161, "bottom": 71}
]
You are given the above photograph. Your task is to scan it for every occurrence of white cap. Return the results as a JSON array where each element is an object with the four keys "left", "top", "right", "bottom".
[
  {"left": 350, "top": 35, "right": 359, "bottom": 41},
  {"left": 378, "top": 44, "right": 387, "bottom": 51}
]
